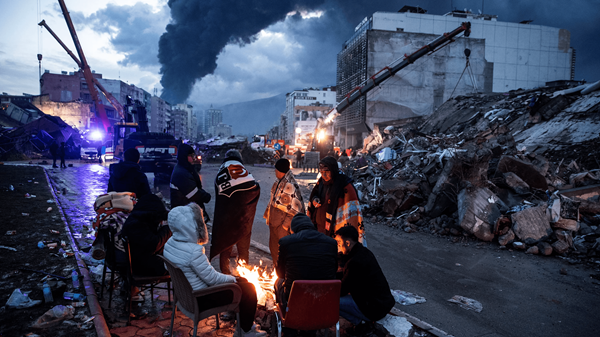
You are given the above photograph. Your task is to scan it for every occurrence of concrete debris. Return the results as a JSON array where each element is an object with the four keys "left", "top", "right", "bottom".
[{"left": 347, "top": 83, "right": 599, "bottom": 262}]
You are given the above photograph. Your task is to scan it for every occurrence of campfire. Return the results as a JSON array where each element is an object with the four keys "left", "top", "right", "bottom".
[{"left": 236, "top": 260, "right": 277, "bottom": 308}]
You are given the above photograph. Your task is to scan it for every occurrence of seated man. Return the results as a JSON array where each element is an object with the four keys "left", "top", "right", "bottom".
[
  {"left": 335, "top": 226, "right": 395, "bottom": 334},
  {"left": 275, "top": 213, "right": 338, "bottom": 310},
  {"left": 108, "top": 147, "right": 151, "bottom": 199}
]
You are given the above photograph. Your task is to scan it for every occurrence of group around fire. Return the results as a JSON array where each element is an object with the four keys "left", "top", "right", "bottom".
[{"left": 92, "top": 143, "right": 394, "bottom": 336}]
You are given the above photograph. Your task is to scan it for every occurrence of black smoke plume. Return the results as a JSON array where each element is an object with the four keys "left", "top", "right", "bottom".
[{"left": 158, "top": 0, "right": 327, "bottom": 103}]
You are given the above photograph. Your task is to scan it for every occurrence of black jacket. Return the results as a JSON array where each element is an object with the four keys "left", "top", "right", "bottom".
[
  {"left": 170, "top": 143, "right": 211, "bottom": 209},
  {"left": 107, "top": 161, "right": 151, "bottom": 199},
  {"left": 120, "top": 194, "right": 171, "bottom": 276},
  {"left": 339, "top": 243, "right": 395, "bottom": 321},
  {"left": 276, "top": 214, "right": 338, "bottom": 301}
]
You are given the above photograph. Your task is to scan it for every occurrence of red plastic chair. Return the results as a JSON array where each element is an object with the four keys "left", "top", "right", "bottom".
[{"left": 274, "top": 280, "right": 341, "bottom": 337}]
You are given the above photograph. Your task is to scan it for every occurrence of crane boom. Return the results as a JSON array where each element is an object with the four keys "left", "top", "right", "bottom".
[
  {"left": 38, "top": 19, "right": 125, "bottom": 120},
  {"left": 323, "top": 21, "right": 471, "bottom": 125},
  {"left": 57, "top": 0, "right": 111, "bottom": 133}
]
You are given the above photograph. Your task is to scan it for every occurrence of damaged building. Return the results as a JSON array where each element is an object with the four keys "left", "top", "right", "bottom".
[
  {"left": 348, "top": 79, "right": 600, "bottom": 261},
  {"left": 335, "top": 7, "right": 575, "bottom": 149}
]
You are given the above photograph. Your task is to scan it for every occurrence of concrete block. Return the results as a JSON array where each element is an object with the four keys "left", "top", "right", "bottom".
[
  {"left": 552, "top": 218, "right": 580, "bottom": 231},
  {"left": 513, "top": 242, "right": 526, "bottom": 250},
  {"left": 498, "top": 155, "right": 548, "bottom": 190},
  {"left": 526, "top": 246, "right": 539, "bottom": 254},
  {"left": 504, "top": 172, "right": 530, "bottom": 194},
  {"left": 377, "top": 315, "right": 413, "bottom": 337},
  {"left": 511, "top": 205, "right": 552, "bottom": 245},
  {"left": 552, "top": 240, "right": 570, "bottom": 255},
  {"left": 498, "top": 229, "right": 515, "bottom": 246},
  {"left": 537, "top": 242, "right": 553, "bottom": 256},
  {"left": 457, "top": 187, "right": 504, "bottom": 241}
]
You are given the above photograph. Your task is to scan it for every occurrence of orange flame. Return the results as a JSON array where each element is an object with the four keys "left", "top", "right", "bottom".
[{"left": 236, "top": 260, "right": 277, "bottom": 307}]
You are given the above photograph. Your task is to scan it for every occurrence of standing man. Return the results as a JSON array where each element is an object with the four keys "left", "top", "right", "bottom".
[
  {"left": 263, "top": 159, "right": 305, "bottom": 263},
  {"left": 210, "top": 149, "right": 260, "bottom": 274},
  {"left": 294, "top": 148, "right": 303, "bottom": 169},
  {"left": 49, "top": 140, "right": 59, "bottom": 168},
  {"left": 170, "top": 143, "right": 211, "bottom": 219},
  {"left": 335, "top": 226, "right": 395, "bottom": 334},
  {"left": 275, "top": 213, "right": 338, "bottom": 310},
  {"left": 59, "top": 142, "right": 67, "bottom": 168},
  {"left": 108, "top": 147, "right": 152, "bottom": 199}
]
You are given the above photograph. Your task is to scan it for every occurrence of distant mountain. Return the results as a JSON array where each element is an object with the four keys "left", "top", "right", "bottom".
[{"left": 216, "top": 93, "right": 287, "bottom": 136}]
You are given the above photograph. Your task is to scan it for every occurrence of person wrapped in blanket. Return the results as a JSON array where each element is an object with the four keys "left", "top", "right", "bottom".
[{"left": 307, "top": 156, "right": 365, "bottom": 244}]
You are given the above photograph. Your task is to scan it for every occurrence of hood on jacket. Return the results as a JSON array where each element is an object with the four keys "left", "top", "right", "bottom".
[
  {"left": 130, "top": 194, "right": 168, "bottom": 222},
  {"left": 177, "top": 143, "right": 195, "bottom": 165},
  {"left": 291, "top": 213, "right": 316, "bottom": 233},
  {"left": 168, "top": 203, "right": 208, "bottom": 244},
  {"left": 110, "top": 161, "right": 141, "bottom": 179}
]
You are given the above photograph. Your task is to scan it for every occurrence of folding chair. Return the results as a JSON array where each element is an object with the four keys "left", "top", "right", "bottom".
[
  {"left": 159, "top": 255, "right": 243, "bottom": 337},
  {"left": 274, "top": 280, "right": 341, "bottom": 337},
  {"left": 122, "top": 236, "right": 171, "bottom": 323}
]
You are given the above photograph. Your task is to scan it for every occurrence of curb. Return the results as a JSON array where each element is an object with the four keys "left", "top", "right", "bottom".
[
  {"left": 44, "top": 168, "right": 111, "bottom": 337},
  {"left": 390, "top": 307, "right": 453, "bottom": 337}
]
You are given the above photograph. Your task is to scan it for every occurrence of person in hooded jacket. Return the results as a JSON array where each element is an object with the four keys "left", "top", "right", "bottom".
[
  {"left": 118, "top": 194, "right": 172, "bottom": 277},
  {"left": 307, "top": 156, "right": 365, "bottom": 243},
  {"left": 170, "top": 143, "right": 211, "bottom": 220},
  {"left": 107, "top": 148, "right": 152, "bottom": 199},
  {"left": 275, "top": 213, "right": 338, "bottom": 310},
  {"left": 163, "top": 203, "right": 265, "bottom": 336}
]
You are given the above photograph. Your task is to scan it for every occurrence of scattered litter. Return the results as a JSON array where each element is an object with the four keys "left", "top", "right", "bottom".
[
  {"left": 46, "top": 207, "right": 52, "bottom": 212},
  {"left": 455, "top": 263, "right": 462, "bottom": 266},
  {"left": 448, "top": 295, "right": 483, "bottom": 312},
  {"left": 46, "top": 199, "right": 54, "bottom": 203},
  {"left": 392, "top": 290, "right": 426, "bottom": 305},
  {"left": 31, "top": 305, "right": 75, "bottom": 329},
  {"left": 0, "top": 245, "right": 17, "bottom": 252},
  {"left": 5, "top": 289, "right": 41, "bottom": 309},
  {"left": 37, "top": 241, "right": 45, "bottom": 249},
  {"left": 22, "top": 213, "right": 29, "bottom": 216},
  {"left": 71, "top": 301, "right": 86, "bottom": 307},
  {"left": 50, "top": 230, "right": 60, "bottom": 234},
  {"left": 377, "top": 315, "right": 413, "bottom": 337},
  {"left": 47, "top": 243, "right": 57, "bottom": 250},
  {"left": 9, "top": 185, "right": 14, "bottom": 191},
  {"left": 5, "top": 230, "right": 16, "bottom": 236}
]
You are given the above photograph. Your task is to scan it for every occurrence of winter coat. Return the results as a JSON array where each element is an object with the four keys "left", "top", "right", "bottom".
[
  {"left": 339, "top": 243, "right": 395, "bottom": 322},
  {"left": 263, "top": 170, "right": 305, "bottom": 231},
  {"left": 276, "top": 214, "right": 338, "bottom": 301},
  {"left": 107, "top": 161, "right": 152, "bottom": 199},
  {"left": 170, "top": 143, "right": 211, "bottom": 211},
  {"left": 119, "top": 194, "right": 171, "bottom": 276},
  {"left": 164, "top": 203, "right": 235, "bottom": 291}
]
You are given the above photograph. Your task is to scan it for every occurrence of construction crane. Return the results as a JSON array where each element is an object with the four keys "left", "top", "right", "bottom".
[
  {"left": 311, "top": 21, "right": 472, "bottom": 154},
  {"left": 44, "top": 0, "right": 112, "bottom": 134},
  {"left": 37, "top": 19, "right": 125, "bottom": 120}
]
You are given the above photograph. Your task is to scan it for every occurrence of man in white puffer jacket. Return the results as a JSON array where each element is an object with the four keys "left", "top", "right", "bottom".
[{"left": 163, "top": 203, "right": 265, "bottom": 336}]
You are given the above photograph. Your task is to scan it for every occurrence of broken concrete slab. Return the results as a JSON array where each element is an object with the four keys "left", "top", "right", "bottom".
[
  {"left": 552, "top": 240, "right": 570, "bottom": 255},
  {"left": 457, "top": 187, "right": 506, "bottom": 241},
  {"left": 526, "top": 246, "right": 539, "bottom": 254},
  {"left": 552, "top": 218, "right": 580, "bottom": 231},
  {"left": 504, "top": 172, "right": 530, "bottom": 194},
  {"left": 511, "top": 206, "right": 553, "bottom": 245},
  {"left": 498, "top": 229, "right": 515, "bottom": 246},
  {"left": 497, "top": 155, "right": 548, "bottom": 190},
  {"left": 537, "top": 242, "right": 553, "bottom": 256}
]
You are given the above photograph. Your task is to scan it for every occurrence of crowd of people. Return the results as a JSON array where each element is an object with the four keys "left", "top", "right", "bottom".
[{"left": 96, "top": 144, "right": 393, "bottom": 336}]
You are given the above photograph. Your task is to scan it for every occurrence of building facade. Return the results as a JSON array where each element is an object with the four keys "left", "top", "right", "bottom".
[
  {"left": 174, "top": 103, "right": 197, "bottom": 141},
  {"left": 284, "top": 87, "right": 336, "bottom": 144},
  {"left": 335, "top": 9, "right": 574, "bottom": 148},
  {"left": 150, "top": 96, "right": 171, "bottom": 134},
  {"left": 205, "top": 106, "right": 223, "bottom": 136},
  {"left": 208, "top": 122, "right": 232, "bottom": 137}
]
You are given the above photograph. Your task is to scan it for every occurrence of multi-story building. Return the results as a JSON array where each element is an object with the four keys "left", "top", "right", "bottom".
[
  {"left": 150, "top": 96, "right": 171, "bottom": 133},
  {"left": 174, "top": 103, "right": 197, "bottom": 141},
  {"left": 335, "top": 7, "right": 574, "bottom": 148},
  {"left": 205, "top": 106, "right": 223, "bottom": 135},
  {"left": 284, "top": 87, "right": 336, "bottom": 144},
  {"left": 169, "top": 107, "right": 188, "bottom": 140},
  {"left": 208, "top": 122, "right": 232, "bottom": 137}
]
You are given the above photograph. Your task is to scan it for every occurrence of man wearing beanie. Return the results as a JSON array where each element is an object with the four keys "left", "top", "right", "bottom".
[{"left": 263, "top": 159, "right": 305, "bottom": 263}]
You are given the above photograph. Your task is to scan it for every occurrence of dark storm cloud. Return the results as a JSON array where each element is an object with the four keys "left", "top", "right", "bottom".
[
  {"left": 72, "top": 3, "right": 168, "bottom": 68},
  {"left": 157, "top": 0, "right": 329, "bottom": 103}
]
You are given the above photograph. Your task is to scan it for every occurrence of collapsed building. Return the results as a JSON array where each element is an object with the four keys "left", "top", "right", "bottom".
[{"left": 349, "top": 81, "right": 600, "bottom": 260}]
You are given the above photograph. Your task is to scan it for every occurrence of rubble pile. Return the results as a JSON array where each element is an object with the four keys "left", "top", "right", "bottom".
[{"left": 351, "top": 83, "right": 600, "bottom": 261}]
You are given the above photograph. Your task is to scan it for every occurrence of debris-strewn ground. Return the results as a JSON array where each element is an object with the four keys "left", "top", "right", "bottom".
[
  {"left": 0, "top": 165, "right": 95, "bottom": 337},
  {"left": 350, "top": 83, "right": 600, "bottom": 264}
]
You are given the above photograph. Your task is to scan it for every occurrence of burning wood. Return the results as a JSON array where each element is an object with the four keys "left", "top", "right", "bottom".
[{"left": 236, "top": 260, "right": 277, "bottom": 307}]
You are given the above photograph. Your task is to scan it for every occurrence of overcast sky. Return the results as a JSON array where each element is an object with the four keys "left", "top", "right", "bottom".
[{"left": 1, "top": 0, "right": 598, "bottom": 112}]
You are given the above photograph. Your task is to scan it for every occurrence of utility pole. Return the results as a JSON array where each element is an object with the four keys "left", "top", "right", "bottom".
[{"left": 37, "top": 54, "right": 43, "bottom": 105}]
